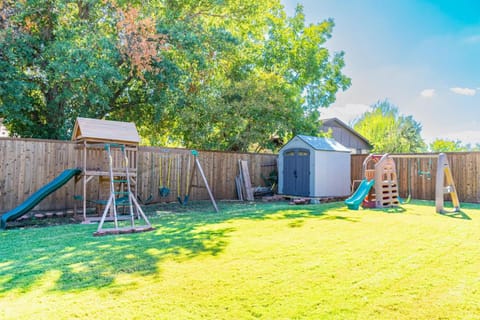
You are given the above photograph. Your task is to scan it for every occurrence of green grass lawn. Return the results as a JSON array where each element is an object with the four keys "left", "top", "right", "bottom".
[{"left": 1, "top": 200, "right": 480, "bottom": 319}]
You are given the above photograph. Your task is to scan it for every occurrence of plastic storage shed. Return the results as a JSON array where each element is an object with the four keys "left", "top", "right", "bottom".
[{"left": 278, "top": 135, "right": 351, "bottom": 197}]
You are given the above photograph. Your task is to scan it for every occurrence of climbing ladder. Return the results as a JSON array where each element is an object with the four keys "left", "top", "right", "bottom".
[
  {"left": 374, "top": 154, "right": 400, "bottom": 208},
  {"left": 362, "top": 154, "right": 399, "bottom": 208},
  {"left": 94, "top": 143, "right": 154, "bottom": 236}
]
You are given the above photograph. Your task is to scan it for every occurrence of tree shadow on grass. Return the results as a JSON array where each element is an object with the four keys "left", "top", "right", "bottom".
[
  {"left": 0, "top": 222, "right": 234, "bottom": 293},
  {"left": 0, "top": 201, "right": 353, "bottom": 293}
]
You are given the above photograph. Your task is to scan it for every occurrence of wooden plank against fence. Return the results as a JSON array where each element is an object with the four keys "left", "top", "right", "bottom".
[{"left": 239, "top": 160, "right": 254, "bottom": 201}]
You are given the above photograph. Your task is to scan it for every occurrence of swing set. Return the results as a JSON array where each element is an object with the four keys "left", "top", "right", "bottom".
[
  {"left": 390, "top": 153, "right": 460, "bottom": 213},
  {"left": 157, "top": 150, "right": 219, "bottom": 212},
  {"left": 159, "top": 156, "right": 172, "bottom": 197}
]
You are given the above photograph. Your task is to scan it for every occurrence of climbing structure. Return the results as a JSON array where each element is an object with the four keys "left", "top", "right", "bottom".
[
  {"left": 374, "top": 154, "right": 400, "bottom": 208},
  {"left": 362, "top": 154, "right": 399, "bottom": 208},
  {"left": 72, "top": 118, "right": 143, "bottom": 224}
]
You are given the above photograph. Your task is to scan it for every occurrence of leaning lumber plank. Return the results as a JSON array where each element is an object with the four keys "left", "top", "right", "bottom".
[
  {"left": 240, "top": 160, "right": 254, "bottom": 201},
  {"left": 235, "top": 176, "right": 244, "bottom": 201}
]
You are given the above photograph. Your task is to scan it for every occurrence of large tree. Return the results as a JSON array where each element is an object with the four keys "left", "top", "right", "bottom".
[
  {"left": 0, "top": 1, "right": 350, "bottom": 151},
  {"left": 0, "top": 0, "right": 170, "bottom": 139},
  {"left": 353, "top": 100, "right": 426, "bottom": 153}
]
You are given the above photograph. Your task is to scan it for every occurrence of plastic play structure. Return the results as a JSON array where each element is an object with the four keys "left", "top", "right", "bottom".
[
  {"left": 435, "top": 153, "right": 460, "bottom": 213},
  {"left": 346, "top": 153, "right": 460, "bottom": 213},
  {"left": 344, "top": 179, "right": 375, "bottom": 210},
  {"left": 0, "top": 168, "right": 81, "bottom": 229},
  {"left": 345, "top": 153, "right": 399, "bottom": 210}
]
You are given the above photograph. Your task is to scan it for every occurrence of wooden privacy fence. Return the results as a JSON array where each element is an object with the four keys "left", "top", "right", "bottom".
[
  {"left": 352, "top": 153, "right": 480, "bottom": 203},
  {"left": 0, "top": 138, "right": 277, "bottom": 213},
  {"left": 2, "top": 137, "right": 480, "bottom": 214}
]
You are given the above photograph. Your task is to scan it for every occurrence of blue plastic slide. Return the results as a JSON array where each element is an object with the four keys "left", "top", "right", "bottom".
[
  {"left": 345, "top": 179, "right": 375, "bottom": 210},
  {"left": 1, "top": 168, "right": 81, "bottom": 229}
]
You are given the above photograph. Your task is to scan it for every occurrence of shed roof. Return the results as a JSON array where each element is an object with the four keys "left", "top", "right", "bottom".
[
  {"left": 72, "top": 117, "right": 140, "bottom": 145},
  {"left": 295, "top": 135, "right": 351, "bottom": 153}
]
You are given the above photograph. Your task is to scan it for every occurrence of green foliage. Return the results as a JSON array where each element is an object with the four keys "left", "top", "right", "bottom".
[
  {"left": 429, "top": 139, "right": 467, "bottom": 152},
  {"left": 353, "top": 100, "right": 426, "bottom": 153},
  {"left": 0, "top": 0, "right": 126, "bottom": 139},
  {"left": 0, "top": 0, "right": 350, "bottom": 151}
]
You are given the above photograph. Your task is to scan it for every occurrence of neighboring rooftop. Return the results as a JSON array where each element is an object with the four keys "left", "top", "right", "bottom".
[{"left": 319, "top": 117, "right": 372, "bottom": 154}]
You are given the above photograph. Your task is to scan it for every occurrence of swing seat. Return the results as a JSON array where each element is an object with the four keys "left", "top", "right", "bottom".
[
  {"left": 159, "top": 186, "right": 170, "bottom": 197},
  {"left": 398, "top": 194, "right": 411, "bottom": 204}
]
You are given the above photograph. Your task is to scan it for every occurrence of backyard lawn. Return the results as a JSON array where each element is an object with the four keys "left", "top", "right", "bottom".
[{"left": 1, "top": 200, "right": 479, "bottom": 319}]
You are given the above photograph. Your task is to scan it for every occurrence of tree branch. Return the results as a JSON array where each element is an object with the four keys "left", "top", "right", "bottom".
[{"left": 108, "top": 75, "right": 133, "bottom": 112}]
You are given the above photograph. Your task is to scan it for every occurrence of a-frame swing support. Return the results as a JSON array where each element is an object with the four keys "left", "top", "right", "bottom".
[
  {"left": 435, "top": 153, "right": 460, "bottom": 214},
  {"left": 184, "top": 150, "right": 219, "bottom": 213},
  {"left": 390, "top": 153, "right": 460, "bottom": 213}
]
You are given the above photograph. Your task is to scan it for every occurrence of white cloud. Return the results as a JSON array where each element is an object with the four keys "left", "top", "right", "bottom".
[
  {"left": 450, "top": 87, "right": 476, "bottom": 96},
  {"left": 320, "top": 103, "right": 371, "bottom": 124},
  {"left": 420, "top": 89, "right": 435, "bottom": 98}
]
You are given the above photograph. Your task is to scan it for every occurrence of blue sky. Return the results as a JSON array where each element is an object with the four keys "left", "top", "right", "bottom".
[{"left": 281, "top": 0, "right": 480, "bottom": 145}]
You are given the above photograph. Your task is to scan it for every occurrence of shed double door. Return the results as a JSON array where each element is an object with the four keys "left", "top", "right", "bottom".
[{"left": 283, "top": 148, "right": 310, "bottom": 196}]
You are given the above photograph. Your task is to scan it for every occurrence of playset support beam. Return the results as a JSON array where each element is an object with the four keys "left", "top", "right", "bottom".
[{"left": 185, "top": 150, "right": 219, "bottom": 213}]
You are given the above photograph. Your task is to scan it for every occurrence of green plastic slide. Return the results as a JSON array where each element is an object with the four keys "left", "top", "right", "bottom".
[
  {"left": 344, "top": 179, "right": 375, "bottom": 210},
  {"left": 1, "top": 168, "right": 81, "bottom": 229}
]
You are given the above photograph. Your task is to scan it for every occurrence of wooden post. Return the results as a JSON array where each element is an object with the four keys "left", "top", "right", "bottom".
[{"left": 83, "top": 141, "right": 87, "bottom": 221}]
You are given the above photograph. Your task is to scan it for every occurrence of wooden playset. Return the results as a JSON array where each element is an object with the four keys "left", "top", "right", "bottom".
[{"left": 72, "top": 117, "right": 153, "bottom": 235}]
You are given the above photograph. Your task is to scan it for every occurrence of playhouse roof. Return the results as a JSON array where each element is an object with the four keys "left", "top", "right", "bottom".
[
  {"left": 72, "top": 117, "right": 140, "bottom": 145},
  {"left": 292, "top": 135, "right": 351, "bottom": 153}
]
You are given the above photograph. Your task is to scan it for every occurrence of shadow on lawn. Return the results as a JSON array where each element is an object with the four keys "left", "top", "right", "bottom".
[
  {"left": 405, "top": 199, "right": 473, "bottom": 220},
  {"left": 440, "top": 210, "right": 471, "bottom": 220},
  {"left": 0, "top": 201, "right": 351, "bottom": 293}
]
